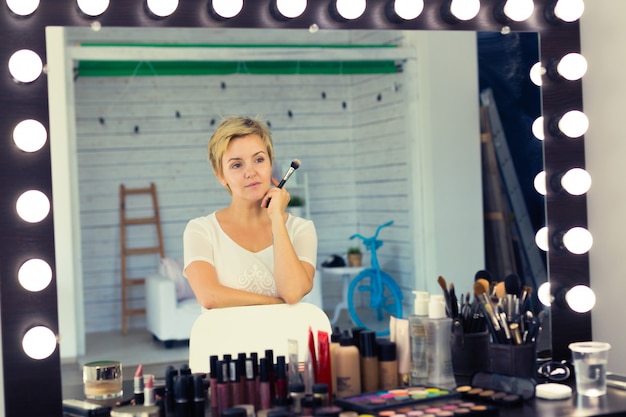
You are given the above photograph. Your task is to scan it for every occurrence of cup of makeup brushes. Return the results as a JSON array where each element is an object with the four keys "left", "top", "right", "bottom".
[
  {"left": 489, "top": 342, "right": 537, "bottom": 378},
  {"left": 450, "top": 324, "right": 491, "bottom": 385}
]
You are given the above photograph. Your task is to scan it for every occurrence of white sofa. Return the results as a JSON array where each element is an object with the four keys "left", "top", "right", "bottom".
[
  {"left": 145, "top": 271, "right": 202, "bottom": 348},
  {"left": 145, "top": 261, "right": 324, "bottom": 348}
]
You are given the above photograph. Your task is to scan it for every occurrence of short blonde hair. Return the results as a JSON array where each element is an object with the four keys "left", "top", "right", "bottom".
[{"left": 208, "top": 116, "right": 274, "bottom": 178}]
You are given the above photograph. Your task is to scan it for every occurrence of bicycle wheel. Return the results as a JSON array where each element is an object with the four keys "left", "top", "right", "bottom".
[{"left": 347, "top": 270, "right": 403, "bottom": 337}]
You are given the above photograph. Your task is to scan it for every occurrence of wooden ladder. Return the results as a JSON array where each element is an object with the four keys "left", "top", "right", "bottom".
[{"left": 119, "top": 182, "right": 165, "bottom": 335}]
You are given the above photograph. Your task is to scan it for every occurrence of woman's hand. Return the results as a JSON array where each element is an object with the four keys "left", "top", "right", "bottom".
[{"left": 262, "top": 177, "right": 290, "bottom": 219}]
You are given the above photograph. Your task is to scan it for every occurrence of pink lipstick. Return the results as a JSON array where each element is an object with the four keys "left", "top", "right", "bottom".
[{"left": 134, "top": 364, "right": 145, "bottom": 405}]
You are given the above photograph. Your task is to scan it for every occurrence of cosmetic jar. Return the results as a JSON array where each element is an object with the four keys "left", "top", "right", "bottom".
[
  {"left": 110, "top": 405, "right": 160, "bottom": 417},
  {"left": 83, "top": 360, "right": 123, "bottom": 400}
]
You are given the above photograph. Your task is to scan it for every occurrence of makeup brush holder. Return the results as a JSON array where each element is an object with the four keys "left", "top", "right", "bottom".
[
  {"left": 449, "top": 327, "right": 491, "bottom": 385},
  {"left": 489, "top": 342, "right": 537, "bottom": 379}
]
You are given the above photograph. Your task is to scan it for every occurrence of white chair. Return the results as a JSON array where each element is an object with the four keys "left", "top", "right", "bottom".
[{"left": 189, "top": 302, "right": 332, "bottom": 373}]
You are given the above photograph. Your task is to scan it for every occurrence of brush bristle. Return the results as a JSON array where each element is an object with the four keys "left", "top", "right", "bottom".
[
  {"left": 504, "top": 274, "right": 522, "bottom": 296},
  {"left": 473, "top": 281, "right": 486, "bottom": 296},
  {"left": 290, "top": 159, "right": 301, "bottom": 169}
]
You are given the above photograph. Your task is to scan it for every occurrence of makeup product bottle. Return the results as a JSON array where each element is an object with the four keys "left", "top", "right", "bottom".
[
  {"left": 334, "top": 330, "right": 361, "bottom": 398},
  {"left": 351, "top": 327, "right": 365, "bottom": 352},
  {"left": 312, "top": 383, "right": 329, "bottom": 407},
  {"left": 395, "top": 317, "right": 411, "bottom": 386},
  {"left": 83, "top": 360, "right": 123, "bottom": 400},
  {"left": 409, "top": 290, "right": 430, "bottom": 386},
  {"left": 174, "top": 374, "right": 191, "bottom": 417},
  {"left": 289, "top": 382, "right": 305, "bottom": 415},
  {"left": 377, "top": 340, "right": 398, "bottom": 390},
  {"left": 259, "top": 357, "right": 272, "bottom": 410},
  {"left": 193, "top": 374, "right": 206, "bottom": 417},
  {"left": 425, "top": 294, "right": 457, "bottom": 390},
  {"left": 165, "top": 365, "right": 178, "bottom": 413},
  {"left": 245, "top": 357, "right": 258, "bottom": 409},
  {"left": 217, "top": 360, "right": 231, "bottom": 416},
  {"left": 265, "top": 350, "right": 275, "bottom": 400},
  {"left": 210, "top": 355, "right": 220, "bottom": 411},
  {"left": 359, "top": 331, "right": 379, "bottom": 392},
  {"left": 274, "top": 355, "right": 288, "bottom": 406}
]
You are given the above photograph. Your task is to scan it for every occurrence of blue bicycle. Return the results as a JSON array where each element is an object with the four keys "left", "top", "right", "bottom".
[{"left": 347, "top": 221, "right": 404, "bottom": 336}]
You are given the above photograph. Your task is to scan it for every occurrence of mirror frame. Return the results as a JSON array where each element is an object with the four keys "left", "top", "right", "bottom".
[{"left": 0, "top": 0, "right": 589, "bottom": 415}]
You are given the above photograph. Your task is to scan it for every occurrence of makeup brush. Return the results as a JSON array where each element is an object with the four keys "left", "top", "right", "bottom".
[
  {"left": 437, "top": 275, "right": 452, "bottom": 315},
  {"left": 267, "top": 159, "right": 301, "bottom": 207},
  {"left": 276, "top": 159, "right": 301, "bottom": 189},
  {"left": 474, "top": 281, "right": 504, "bottom": 343},
  {"left": 504, "top": 273, "right": 522, "bottom": 320}
]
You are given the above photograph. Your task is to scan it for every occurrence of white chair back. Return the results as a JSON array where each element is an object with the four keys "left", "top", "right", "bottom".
[{"left": 189, "top": 302, "right": 332, "bottom": 373}]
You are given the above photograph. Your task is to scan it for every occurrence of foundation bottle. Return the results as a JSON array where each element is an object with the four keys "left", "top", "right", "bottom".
[
  {"left": 329, "top": 326, "right": 341, "bottom": 398},
  {"left": 334, "top": 330, "right": 361, "bottom": 398},
  {"left": 377, "top": 340, "right": 398, "bottom": 390},
  {"left": 409, "top": 291, "right": 430, "bottom": 386},
  {"left": 425, "top": 294, "right": 456, "bottom": 390},
  {"left": 359, "top": 331, "right": 379, "bottom": 393}
]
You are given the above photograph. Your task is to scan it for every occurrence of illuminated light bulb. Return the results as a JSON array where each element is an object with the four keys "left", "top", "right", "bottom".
[
  {"left": 530, "top": 62, "right": 543, "bottom": 87},
  {"left": 18, "top": 259, "right": 52, "bottom": 292},
  {"left": 558, "top": 110, "right": 589, "bottom": 138},
  {"left": 16, "top": 190, "right": 50, "bottom": 223},
  {"left": 275, "top": 0, "right": 307, "bottom": 18},
  {"left": 532, "top": 116, "right": 545, "bottom": 140},
  {"left": 561, "top": 168, "right": 591, "bottom": 195},
  {"left": 146, "top": 0, "right": 179, "bottom": 18},
  {"left": 503, "top": 0, "right": 534, "bottom": 22},
  {"left": 13, "top": 119, "right": 47, "bottom": 153},
  {"left": 335, "top": 0, "right": 366, "bottom": 20},
  {"left": 557, "top": 53, "right": 588, "bottom": 81},
  {"left": 562, "top": 227, "right": 593, "bottom": 255},
  {"left": 8, "top": 49, "right": 43, "bottom": 84},
  {"left": 393, "top": 0, "right": 424, "bottom": 20},
  {"left": 22, "top": 326, "right": 57, "bottom": 360},
  {"left": 554, "top": 0, "right": 584, "bottom": 22},
  {"left": 565, "top": 285, "right": 595, "bottom": 313},
  {"left": 77, "top": 0, "right": 110, "bottom": 16},
  {"left": 538, "top": 282, "right": 552, "bottom": 307},
  {"left": 6, "top": 0, "right": 40, "bottom": 16},
  {"left": 535, "top": 226, "right": 549, "bottom": 252},
  {"left": 211, "top": 0, "right": 243, "bottom": 18},
  {"left": 450, "top": 0, "right": 480, "bottom": 21},
  {"left": 534, "top": 171, "right": 546, "bottom": 195}
]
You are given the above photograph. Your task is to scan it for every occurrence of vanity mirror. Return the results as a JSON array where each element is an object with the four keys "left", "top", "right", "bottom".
[{"left": 0, "top": 1, "right": 590, "bottom": 416}]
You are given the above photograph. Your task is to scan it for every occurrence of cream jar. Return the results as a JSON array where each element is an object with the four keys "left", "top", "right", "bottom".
[{"left": 83, "top": 360, "right": 123, "bottom": 399}]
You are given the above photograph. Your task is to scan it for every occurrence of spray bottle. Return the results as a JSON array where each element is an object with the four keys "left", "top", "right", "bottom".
[{"left": 409, "top": 291, "right": 429, "bottom": 386}]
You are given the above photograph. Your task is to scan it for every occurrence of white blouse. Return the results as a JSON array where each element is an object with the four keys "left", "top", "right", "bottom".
[{"left": 183, "top": 212, "right": 317, "bottom": 297}]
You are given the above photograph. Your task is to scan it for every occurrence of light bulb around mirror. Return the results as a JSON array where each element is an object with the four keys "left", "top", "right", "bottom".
[
  {"left": 558, "top": 110, "right": 589, "bottom": 138},
  {"left": 530, "top": 62, "right": 543, "bottom": 87},
  {"left": 13, "top": 119, "right": 47, "bottom": 153},
  {"left": 554, "top": 0, "right": 585, "bottom": 22},
  {"left": 557, "top": 53, "right": 588, "bottom": 81},
  {"left": 146, "top": 0, "right": 178, "bottom": 18},
  {"left": 77, "top": 0, "right": 110, "bottom": 16},
  {"left": 535, "top": 226, "right": 549, "bottom": 252},
  {"left": 562, "top": 226, "right": 593, "bottom": 255},
  {"left": 6, "top": 0, "right": 40, "bottom": 16},
  {"left": 22, "top": 326, "right": 57, "bottom": 360},
  {"left": 19, "top": 258, "right": 53, "bottom": 292},
  {"left": 538, "top": 282, "right": 552, "bottom": 306},
  {"left": 534, "top": 171, "right": 547, "bottom": 195},
  {"left": 8, "top": 49, "right": 43, "bottom": 84},
  {"left": 393, "top": 0, "right": 424, "bottom": 20},
  {"left": 450, "top": 0, "right": 480, "bottom": 21},
  {"left": 211, "top": 0, "right": 243, "bottom": 18},
  {"left": 532, "top": 116, "right": 545, "bottom": 140},
  {"left": 16, "top": 190, "right": 50, "bottom": 223},
  {"left": 335, "top": 0, "right": 367, "bottom": 20},
  {"left": 565, "top": 285, "right": 595, "bottom": 313},
  {"left": 503, "top": 0, "right": 534, "bottom": 22},
  {"left": 561, "top": 168, "right": 591, "bottom": 195},
  {"left": 275, "top": 0, "right": 307, "bottom": 19}
]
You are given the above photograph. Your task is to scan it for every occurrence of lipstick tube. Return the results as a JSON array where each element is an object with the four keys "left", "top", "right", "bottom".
[{"left": 259, "top": 358, "right": 271, "bottom": 411}]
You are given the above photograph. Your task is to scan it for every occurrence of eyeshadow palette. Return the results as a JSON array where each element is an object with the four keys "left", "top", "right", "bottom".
[{"left": 333, "top": 387, "right": 461, "bottom": 413}]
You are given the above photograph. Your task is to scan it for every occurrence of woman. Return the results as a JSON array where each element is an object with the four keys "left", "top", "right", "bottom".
[{"left": 183, "top": 116, "right": 317, "bottom": 310}]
